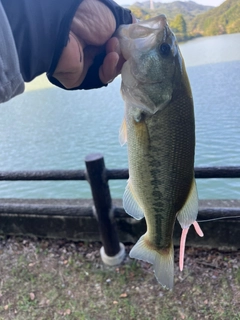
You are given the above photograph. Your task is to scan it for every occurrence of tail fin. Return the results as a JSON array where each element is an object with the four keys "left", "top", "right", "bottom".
[{"left": 129, "top": 235, "right": 174, "bottom": 289}]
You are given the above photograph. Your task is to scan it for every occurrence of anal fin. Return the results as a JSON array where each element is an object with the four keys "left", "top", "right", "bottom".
[
  {"left": 177, "top": 178, "right": 199, "bottom": 229},
  {"left": 177, "top": 178, "right": 204, "bottom": 271}
]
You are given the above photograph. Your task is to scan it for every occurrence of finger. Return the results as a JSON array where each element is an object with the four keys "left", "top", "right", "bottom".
[
  {"left": 99, "top": 51, "right": 119, "bottom": 84},
  {"left": 131, "top": 13, "right": 137, "bottom": 23},
  {"left": 99, "top": 35, "right": 129, "bottom": 84},
  {"left": 106, "top": 37, "right": 120, "bottom": 55},
  {"left": 102, "top": 37, "right": 126, "bottom": 82},
  {"left": 107, "top": 37, "right": 126, "bottom": 74}
]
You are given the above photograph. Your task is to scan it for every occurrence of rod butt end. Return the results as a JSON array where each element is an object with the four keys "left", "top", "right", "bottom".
[{"left": 100, "top": 243, "right": 126, "bottom": 266}]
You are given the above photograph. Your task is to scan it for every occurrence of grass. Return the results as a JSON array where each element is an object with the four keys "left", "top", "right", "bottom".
[{"left": 0, "top": 237, "right": 240, "bottom": 319}]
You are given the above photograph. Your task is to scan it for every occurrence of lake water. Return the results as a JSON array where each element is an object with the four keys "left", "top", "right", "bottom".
[{"left": 1, "top": 33, "right": 240, "bottom": 199}]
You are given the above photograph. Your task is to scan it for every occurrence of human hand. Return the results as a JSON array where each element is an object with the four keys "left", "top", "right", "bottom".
[{"left": 52, "top": 0, "right": 134, "bottom": 89}]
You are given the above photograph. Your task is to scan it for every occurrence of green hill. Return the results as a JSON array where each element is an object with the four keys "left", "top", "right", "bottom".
[
  {"left": 129, "top": 1, "right": 212, "bottom": 22},
  {"left": 127, "top": 0, "right": 240, "bottom": 41},
  {"left": 128, "top": 1, "right": 213, "bottom": 41},
  {"left": 190, "top": 0, "right": 240, "bottom": 36}
]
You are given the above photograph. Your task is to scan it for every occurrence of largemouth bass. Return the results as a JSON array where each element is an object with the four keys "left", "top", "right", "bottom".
[{"left": 117, "top": 15, "right": 203, "bottom": 289}]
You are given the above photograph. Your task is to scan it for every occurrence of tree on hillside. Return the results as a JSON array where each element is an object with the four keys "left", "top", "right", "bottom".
[
  {"left": 129, "top": 6, "right": 150, "bottom": 20},
  {"left": 170, "top": 14, "right": 187, "bottom": 34}
]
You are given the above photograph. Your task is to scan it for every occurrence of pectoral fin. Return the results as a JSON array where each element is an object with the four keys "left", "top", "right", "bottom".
[
  {"left": 119, "top": 118, "right": 127, "bottom": 146},
  {"left": 123, "top": 180, "right": 144, "bottom": 220}
]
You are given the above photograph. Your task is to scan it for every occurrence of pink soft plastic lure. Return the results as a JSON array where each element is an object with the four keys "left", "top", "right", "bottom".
[{"left": 179, "top": 221, "right": 204, "bottom": 271}]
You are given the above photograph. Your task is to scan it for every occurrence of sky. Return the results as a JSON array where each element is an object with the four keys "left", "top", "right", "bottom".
[{"left": 115, "top": 0, "right": 226, "bottom": 7}]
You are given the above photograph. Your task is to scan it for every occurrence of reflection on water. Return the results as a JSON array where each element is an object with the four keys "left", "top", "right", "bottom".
[
  {"left": 180, "top": 33, "right": 240, "bottom": 67},
  {"left": 0, "top": 33, "right": 240, "bottom": 199}
]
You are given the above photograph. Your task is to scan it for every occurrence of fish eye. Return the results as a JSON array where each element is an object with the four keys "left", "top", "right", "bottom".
[{"left": 159, "top": 43, "right": 171, "bottom": 56}]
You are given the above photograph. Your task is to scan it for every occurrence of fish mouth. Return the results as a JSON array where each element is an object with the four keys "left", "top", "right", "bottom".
[
  {"left": 120, "top": 14, "right": 168, "bottom": 38},
  {"left": 116, "top": 15, "right": 175, "bottom": 61}
]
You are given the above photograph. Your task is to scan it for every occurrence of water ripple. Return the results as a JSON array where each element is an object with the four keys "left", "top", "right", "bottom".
[{"left": 0, "top": 35, "right": 240, "bottom": 199}]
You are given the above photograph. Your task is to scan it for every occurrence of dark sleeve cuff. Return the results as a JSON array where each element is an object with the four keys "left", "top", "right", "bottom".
[{"left": 48, "top": 51, "right": 108, "bottom": 90}]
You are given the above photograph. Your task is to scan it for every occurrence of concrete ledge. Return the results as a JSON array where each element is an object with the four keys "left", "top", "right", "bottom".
[{"left": 0, "top": 199, "right": 240, "bottom": 249}]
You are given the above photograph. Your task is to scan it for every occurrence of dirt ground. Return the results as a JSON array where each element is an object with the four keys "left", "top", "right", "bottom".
[{"left": 0, "top": 236, "right": 240, "bottom": 320}]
